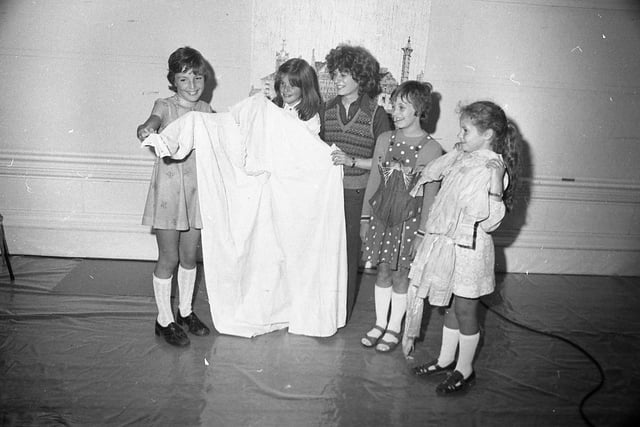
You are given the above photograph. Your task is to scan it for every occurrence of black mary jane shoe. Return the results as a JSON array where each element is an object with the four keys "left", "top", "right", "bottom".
[
  {"left": 413, "top": 359, "right": 456, "bottom": 377},
  {"left": 155, "top": 321, "right": 190, "bottom": 347},
  {"left": 176, "top": 311, "right": 210, "bottom": 336},
  {"left": 435, "top": 370, "right": 476, "bottom": 395}
]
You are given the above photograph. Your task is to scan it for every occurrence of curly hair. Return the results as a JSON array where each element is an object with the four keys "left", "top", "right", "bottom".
[
  {"left": 390, "top": 80, "right": 433, "bottom": 119},
  {"left": 459, "top": 101, "right": 521, "bottom": 212},
  {"left": 166, "top": 46, "right": 211, "bottom": 93},
  {"left": 325, "top": 44, "right": 381, "bottom": 98},
  {"left": 272, "top": 58, "right": 322, "bottom": 121}
]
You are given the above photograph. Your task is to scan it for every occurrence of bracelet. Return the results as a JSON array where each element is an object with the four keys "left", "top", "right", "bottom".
[
  {"left": 351, "top": 157, "right": 356, "bottom": 168},
  {"left": 360, "top": 216, "right": 371, "bottom": 222},
  {"left": 488, "top": 191, "right": 503, "bottom": 198},
  {"left": 416, "top": 230, "right": 426, "bottom": 237}
]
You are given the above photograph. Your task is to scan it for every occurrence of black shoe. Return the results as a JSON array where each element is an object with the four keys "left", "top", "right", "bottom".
[
  {"left": 176, "top": 311, "right": 210, "bottom": 336},
  {"left": 413, "top": 359, "right": 456, "bottom": 377},
  {"left": 155, "top": 321, "right": 190, "bottom": 347},
  {"left": 436, "top": 370, "right": 476, "bottom": 395}
]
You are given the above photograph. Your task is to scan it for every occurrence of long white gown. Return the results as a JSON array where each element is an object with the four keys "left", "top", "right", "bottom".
[{"left": 143, "top": 95, "right": 347, "bottom": 338}]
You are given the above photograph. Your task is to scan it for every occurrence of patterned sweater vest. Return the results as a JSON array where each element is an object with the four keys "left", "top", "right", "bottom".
[{"left": 323, "top": 99, "right": 377, "bottom": 177}]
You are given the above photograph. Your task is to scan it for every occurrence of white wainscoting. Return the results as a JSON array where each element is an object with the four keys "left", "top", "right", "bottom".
[
  {"left": 492, "top": 177, "right": 640, "bottom": 276},
  {"left": 1, "top": 150, "right": 639, "bottom": 276},
  {"left": 1, "top": 150, "right": 158, "bottom": 261}
]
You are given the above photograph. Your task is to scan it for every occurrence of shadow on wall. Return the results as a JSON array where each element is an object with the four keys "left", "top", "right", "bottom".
[
  {"left": 494, "top": 119, "right": 532, "bottom": 273},
  {"left": 421, "top": 91, "right": 441, "bottom": 134},
  {"left": 201, "top": 58, "right": 218, "bottom": 105}
]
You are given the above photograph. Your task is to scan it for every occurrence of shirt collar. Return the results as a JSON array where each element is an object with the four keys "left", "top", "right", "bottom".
[{"left": 284, "top": 100, "right": 301, "bottom": 111}]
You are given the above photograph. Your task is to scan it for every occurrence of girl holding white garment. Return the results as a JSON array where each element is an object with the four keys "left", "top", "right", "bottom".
[
  {"left": 136, "top": 46, "right": 213, "bottom": 347},
  {"left": 272, "top": 58, "right": 322, "bottom": 135}
]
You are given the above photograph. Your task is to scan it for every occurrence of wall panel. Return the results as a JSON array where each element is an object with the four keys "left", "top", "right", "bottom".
[
  {"left": 2, "top": 150, "right": 638, "bottom": 275},
  {"left": 0, "top": 0, "right": 638, "bottom": 276}
]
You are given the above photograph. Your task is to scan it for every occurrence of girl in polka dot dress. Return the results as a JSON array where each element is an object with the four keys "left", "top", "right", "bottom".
[{"left": 359, "top": 81, "right": 443, "bottom": 352}]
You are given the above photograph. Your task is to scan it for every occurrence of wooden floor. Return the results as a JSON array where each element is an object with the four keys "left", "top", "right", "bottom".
[{"left": 1, "top": 256, "right": 639, "bottom": 427}]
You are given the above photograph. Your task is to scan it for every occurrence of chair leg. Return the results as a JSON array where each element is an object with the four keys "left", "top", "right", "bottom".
[{"left": 0, "top": 220, "right": 15, "bottom": 282}]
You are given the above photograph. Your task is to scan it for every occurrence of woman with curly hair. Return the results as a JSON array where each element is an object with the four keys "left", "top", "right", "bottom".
[{"left": 320, "top": 44, "right": 393, "bottom": 321}]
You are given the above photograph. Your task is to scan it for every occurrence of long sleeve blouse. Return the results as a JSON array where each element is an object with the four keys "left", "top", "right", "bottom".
[{"left": 408, "top": 149, "right": 507, "bottom": 305}]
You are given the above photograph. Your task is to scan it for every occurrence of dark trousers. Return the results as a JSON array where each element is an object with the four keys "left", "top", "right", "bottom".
[{"left": 344, "top": 188, "right": 366, "bottom": 321}]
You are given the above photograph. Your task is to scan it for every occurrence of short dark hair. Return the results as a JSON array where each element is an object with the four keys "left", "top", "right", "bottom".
[
  {"left": 391, "top": 81, "right": 433, "bottom": 118},
  {"left": 166, "top": 46, "right": 210, "bottom": 93}
]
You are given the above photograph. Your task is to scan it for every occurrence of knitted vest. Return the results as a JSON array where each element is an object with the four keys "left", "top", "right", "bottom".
[{"left": 323, "top": 97, "right": 378, "bottom": 177}]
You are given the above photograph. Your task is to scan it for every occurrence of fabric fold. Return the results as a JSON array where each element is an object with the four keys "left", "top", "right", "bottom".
[{"left": 144, "top": 95, "right": 347, "bottom": 337}]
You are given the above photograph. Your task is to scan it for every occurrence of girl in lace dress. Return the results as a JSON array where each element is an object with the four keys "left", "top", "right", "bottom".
[{"left": 405, "top": 101, "right": 521, "bottom": 395}]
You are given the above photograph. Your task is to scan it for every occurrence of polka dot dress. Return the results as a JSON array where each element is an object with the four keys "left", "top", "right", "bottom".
[{"left": 362, "top": 132, "right": 429, "bottom": 270}]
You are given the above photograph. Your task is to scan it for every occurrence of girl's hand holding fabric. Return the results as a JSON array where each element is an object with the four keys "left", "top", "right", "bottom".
[
  {"left": 486, "top": 158, "right": 506, "bottom": 195},
  {"left": 137, "top": 125, "right": 156, "bottom": 142},
  {"left": 330, "top": 149, "right": 351, "bottom": 166},
  {"left": 402, "top": 335, "right": 415, "bottom": 357},
  {"left": 485, "top": 158, "right": 505, "bottom": 175}
]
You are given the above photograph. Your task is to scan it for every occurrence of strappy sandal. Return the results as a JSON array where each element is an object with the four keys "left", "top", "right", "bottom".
[
  {"left": 361, "top": 325, "right": 386, "bottom": 348},
  {"left": 413, "top": 359, "right": 455, "bottom": 377},
  {"left": 375, "top": 330, "right": 401, "bottom": 353},
  {"left": 435, "top": 370, "right": 476, "bottom": 395}
]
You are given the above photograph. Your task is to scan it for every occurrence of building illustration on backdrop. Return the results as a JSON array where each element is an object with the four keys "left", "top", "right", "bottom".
[{"left": 249, "top": 38, "right": 420, "bottom": 112}]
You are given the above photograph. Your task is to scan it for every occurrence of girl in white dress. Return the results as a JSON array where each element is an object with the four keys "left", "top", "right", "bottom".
[{"left": 405, "top": 101, "right": 521, "bottom": 395}]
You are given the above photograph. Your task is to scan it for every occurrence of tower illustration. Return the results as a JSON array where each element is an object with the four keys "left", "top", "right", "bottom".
[
  {"left": 400, "top": 37, "right": 413, "bottom": 83},
  {"left": 276, "top": 40, "right": 289, "bottom": 70}
]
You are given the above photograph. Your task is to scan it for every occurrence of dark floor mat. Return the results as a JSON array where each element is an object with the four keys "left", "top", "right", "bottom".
[
  {"left": 3, "top": 257, "right": 640, "bottom": 426},
  {"left": 53, "top": 258, "right": 156, "bottom": 297}
]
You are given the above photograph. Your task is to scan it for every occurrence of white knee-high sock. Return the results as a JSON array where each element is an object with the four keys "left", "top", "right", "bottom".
[
  {"left": 153, "top": 274, "right": 174, "bottom": 326},
  {"left": 177, "top": 265, "right": 197, "bottom": 317},
  {"left": 437, "top": 326, "right": 460, "bottom": 367},
  {"left": 387, "top": 291, "right": 407, "bottom": 333},
  {"left": 374, "top": 285, "right": 392, "bottom": 328},
  {"left": 455, "top": 332, "right": 480, "bottom": 378}
]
